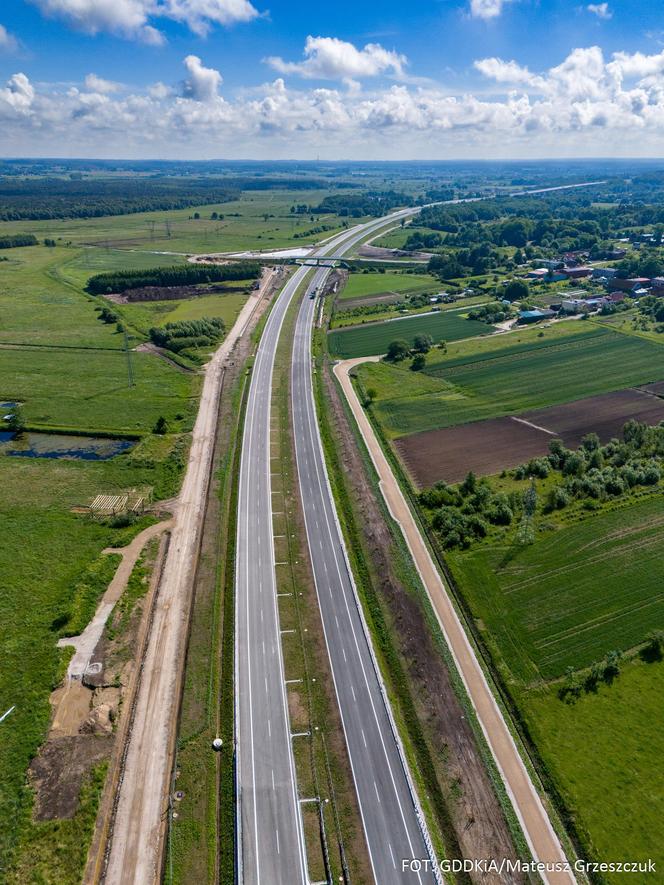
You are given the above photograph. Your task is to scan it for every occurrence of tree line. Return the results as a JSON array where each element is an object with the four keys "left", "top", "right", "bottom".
[
  {"left": 0, "top": 234, "right": 38, "bottom": 249},
  {"left": 312, "top": 190, "right": 409, "bottom": 218},
  {"left": 87, "top": 261, "right": 260, "bottom": 295},
  {"left": 0, "top": 178, "right": 240, "bottom": 221},
  {"left": 419, "top": 419, "right": 664, "bottom": 551}
]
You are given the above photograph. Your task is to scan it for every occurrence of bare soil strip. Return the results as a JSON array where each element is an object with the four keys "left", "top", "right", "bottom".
[
  {"left": 335, "top": 356, "right": 575, "bottom": 885},
  {"left": 59, "top": 520, "right": 173, "bottom": 681}
]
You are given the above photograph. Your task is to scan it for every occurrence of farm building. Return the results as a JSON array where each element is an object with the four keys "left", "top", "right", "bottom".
[
  {"left": 609, "top": 277, "right": 650, "bottom": 292},
  {"left": 561, "top": 297, "right": 608, "bottom": 314},
  {"left": 562, "top": 266, "right": 593, "bottom": 280},
  {"left": 592, "top": 267, "right": 620, "bottom": 280},
  {"left": 527, "top": 268, "right": 566, "bottom": 282},
  {"left": 518, "top": 309, "right": 556, "bottom": 324}
]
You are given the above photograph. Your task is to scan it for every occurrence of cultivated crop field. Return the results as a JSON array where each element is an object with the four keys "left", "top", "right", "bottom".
[
  {"left": 447, "top": 493, "right": 664, "bottom": 683},
  {"left": 359, "top": 323, "right": 664, "bottom": 437},
  {"left": 328, "top": 308, "right": 490, "bottom": 359},
  {"left": 338, "top": 270, "right": 439, "bottom": 302},
  {"left": 397, "top": 387, "right": 664, "bottom": 486}
]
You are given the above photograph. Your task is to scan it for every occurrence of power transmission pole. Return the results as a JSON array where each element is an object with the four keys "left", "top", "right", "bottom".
[{"left": 124, "top": 328, "right": 135, "bottom": 387}]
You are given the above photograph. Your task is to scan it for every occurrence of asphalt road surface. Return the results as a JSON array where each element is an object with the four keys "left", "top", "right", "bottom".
[
  {"left": 291, "top": 267, "right": 438, "bottom": 884},
  {"left": 235, "top": 262, "right": 311, "bottom": 885}
]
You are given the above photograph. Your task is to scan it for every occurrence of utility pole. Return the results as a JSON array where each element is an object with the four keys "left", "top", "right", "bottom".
[{"left": 124, "top": 327, "right": 135, "bottom": 387}]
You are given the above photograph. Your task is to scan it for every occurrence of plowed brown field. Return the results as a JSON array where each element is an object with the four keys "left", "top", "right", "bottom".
[{"left": 396, "top": 386, "right": 664, "bottom": 487}]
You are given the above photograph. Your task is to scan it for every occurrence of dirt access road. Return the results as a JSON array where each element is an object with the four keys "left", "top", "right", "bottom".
[
  {"left": 102, "top": 268, "right": 279, "bottom": 885},
  {"left": 334, "top": 357, "right": 575, "bottom": 885}
]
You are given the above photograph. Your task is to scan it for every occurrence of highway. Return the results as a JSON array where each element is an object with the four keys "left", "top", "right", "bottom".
[{"left": 235, "top": 214, "right": 437, "bottom": 885}]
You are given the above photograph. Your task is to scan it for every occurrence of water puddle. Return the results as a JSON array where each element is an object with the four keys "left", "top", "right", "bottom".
[{"left": 0, "top": 431, "right": 135, "bottom": 461}]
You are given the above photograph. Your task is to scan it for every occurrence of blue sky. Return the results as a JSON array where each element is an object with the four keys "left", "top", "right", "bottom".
[{"left": 1, "top": 0, "right": 664, "bottom": 158}]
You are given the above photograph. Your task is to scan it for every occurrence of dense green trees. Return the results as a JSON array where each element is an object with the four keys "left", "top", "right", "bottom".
[
  {"left": 502, "top": 280, "right": 530, "bottom": 302},
  {"left": 87, "top": 261, "right": 259, "bottom": 295},
  {"left": 412, "top": 333, "right": 433, "bottom": 353},
  {"left": 403, "top": 231, "right": 443, "bottom": 251},
  {"left": 0, "top": 178, "right": 240, "bottom": 221},
  {"left": 0, "top": 234, "right": 38, "bottom": 249},
  {"left": 468, "top": 303, "right": 514, "bottom": 324},
  {"left": 312, "top": 190, "right": 408, "bottom": 218},
  {"left": 419, "top": 419, "right": 664, "bottom": 551},
  {"left": 385, "top": 339, "right": 411, "bottom": 362},
  {"left": 149, "top": 317, "right": 225, "bottom": 353}
]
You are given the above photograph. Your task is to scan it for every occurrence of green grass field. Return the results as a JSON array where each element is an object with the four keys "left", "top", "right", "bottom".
[
  {"left": 447, "top": 494, "right": 664, "bottom": 683},
  {"left": 0, "top": 187, "right": 360, "bottom": 879},
  {"left": 523, "top": 660, "right": 664, "bottom": 880},
  {"left": 117, "top": 288, "right": 250, "bottom": 337},
  {"left": 338, "top": 270, "right": 439, "bottom": 302},
  {"left": 371, "top": 226, "right": 432, "bottom": 251},
  {"left": 0, "top": 189, "right": 351, "bottom": 256},
  {"left": 328, "top": 309, "right": 490, "bottom": 359},
  {"left": 0, "top": 455, "right": 169, "bottom": 877},
  {"left": 358, "top": 323, "right": 664, "bottom": 437},
  {"left": 0, "top": 346, "right": 197, "bottom": 433},
  {"left": 0, "top": 246, "right": 130, "bottom": 349}
]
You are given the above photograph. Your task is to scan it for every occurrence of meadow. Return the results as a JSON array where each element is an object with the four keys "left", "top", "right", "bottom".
[
  {"left": 0, "top": 185, "right": 358, "bottom": 879},
  {"left": 328, "top": 308, "right": 490, "bottom": 359},
  {"left": 358, "top": 323, "right": 664, "bottom": 437},
  {"left": 0, "top": 189, "right": 352, "bottom": 256},
  {"left": 0, "top": 246, "right": 129, "bottom": 349},
  {"left": 338, "top": 270, "right": 439, "bottom": 302},
  {"left": 523, "top": 661, "right": 664, "bottom": 880},
  {"left": 0, "top": 455, "right": 167, "bottom": 877},
  {"left": 370, "top": 226, "right": 432, "bottom": 250},
  {"left": 0, "top": 346, "right": 197, "bottom": 433},
  {"left": 118, "top": 288, "right": 251, "bottom": 338}
]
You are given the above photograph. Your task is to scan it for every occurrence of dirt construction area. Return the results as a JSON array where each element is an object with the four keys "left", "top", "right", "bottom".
[{"left": 397, "top": 385, "right": 664, "bottom": 487}]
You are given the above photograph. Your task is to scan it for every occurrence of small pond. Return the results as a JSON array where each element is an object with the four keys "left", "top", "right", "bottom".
[{"left": 0, "top": 431, "right": 135, "bottom": 461}]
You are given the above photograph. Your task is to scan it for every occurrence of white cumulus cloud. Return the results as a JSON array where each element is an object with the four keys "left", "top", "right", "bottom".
[
  {"left": 469, "top": 0, "right": 513, "bottom": 20},
  {"left": 158, "top": 0, "right": 259, "bottom": 35},
  {"left": 474, "top": 57, "right": 541, "bottom": 87},
  {"left": 84, "top": 73, "right": 123, "bottom": 93},
  {"left": 6, "top": 46, "right": 664, "bottom": 157},
  {"left": 265, "top": 36, "right": 407, "bottom": 81},
  {"left": 30, "top": 0, "right": 259, "bottom": 43},
  {"left": 181, "top": 54, "right": 222, "bottom": 101},
  {"left": 0, "top": 73, "right": 35, "bottom": 115}
]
